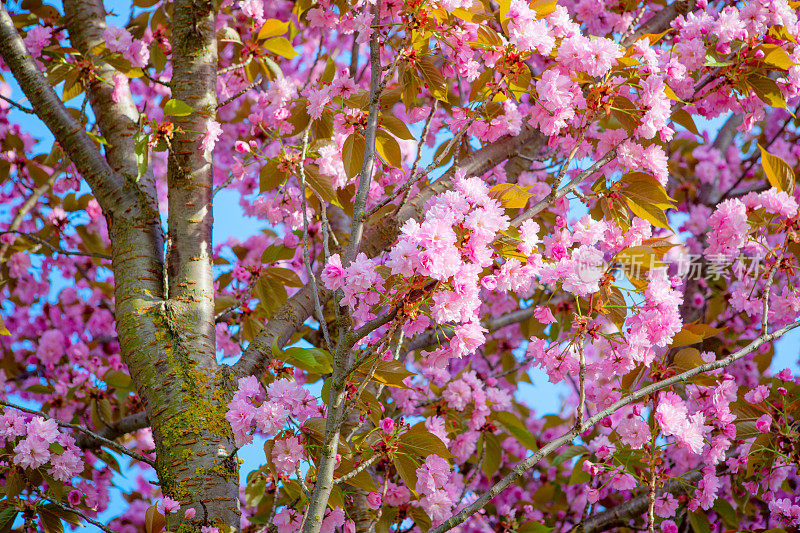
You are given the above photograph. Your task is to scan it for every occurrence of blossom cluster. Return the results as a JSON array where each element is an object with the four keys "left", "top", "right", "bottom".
[
  {"left": 225, "top": 376, "right": 321, "bottom": 451},
  {"left": 0, "top": 410, "right": 84, "bottom": 481}
]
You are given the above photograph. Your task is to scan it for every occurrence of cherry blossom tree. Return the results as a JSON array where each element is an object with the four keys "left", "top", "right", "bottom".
[{"left": 1, "top": 0, "right": 800, "bottom": 531}]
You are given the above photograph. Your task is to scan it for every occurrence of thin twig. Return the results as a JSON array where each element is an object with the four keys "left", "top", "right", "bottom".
[
  {"left": 333, "top": 454, "right": 379, "bottom": 484},
  {"left": 296, "top": 462, "right": 312, "bottom": 498},
  {"left": 0, "top": 230, "right": 112, "bottom": 260},
  {"left": 0, "top": 400, "right": 155, "bottom": 467},
  {"left": 218, "top": 57, "right": 252, "bottom": 75},
  {"left": 577, "top": 343, "right": 586, "bottom": 428},
  {"left": 366, "top": 101, "right": 439, "bottom": 217},
  {"left": 142, "top": 70, "right": 171, "bottom": 88},
  {"left": 217, "top": 75, "right": 263, "bottom": 109},
  {"left": 0, "top": 166, "right": 60, "bottom": 263},
  {"left": 0, "top": 93, "right": 35, "bottom": 113},
  {"left": 298, "top": 125, "right": 332, "bottom": 351},
  {"left": 37, "top": 493, "right": 115, "bottom": 533},
  {"left": 512, "top": 149, "right": 616, "bottom": 227},
  {"left": 344, "top": 21, "right": 396, "bottom": 264},
  {"left": 348, "top": 307, "right": 399, "bottom": 345}
]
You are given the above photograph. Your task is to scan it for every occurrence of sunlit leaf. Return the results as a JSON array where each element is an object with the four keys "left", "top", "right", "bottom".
[
  {"left": 264, "top": 37, "right": 298, "bottom": 59},
  {"left": 375, "top": 129, "right": 402, "bottom": 168},
  {"left": 488, "top": 183, "right": 533, "bottom": 209},
  {"left": 164, "top": 98, "right": 195, "bottom": 116},
  {"left": 257, "top": 19, "right": 290, "bottom": 40},
  {"left": 759, "top": 144, "right": 796, "bottom": 194}
]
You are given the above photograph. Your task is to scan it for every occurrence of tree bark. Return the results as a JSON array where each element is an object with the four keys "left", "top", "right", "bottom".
[
  {"left": 0, "top": 4, "right": 240, "bottom": 529},
  {"left": 153, "top": 0, "right": 241, "bottom": 528}
]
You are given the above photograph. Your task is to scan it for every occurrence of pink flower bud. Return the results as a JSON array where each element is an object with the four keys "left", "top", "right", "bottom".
[
  {"left": 379, "top": 418, "right": 395, "bottom": 435},
  {"left": 756, "top": 414, "right": 772, "bottom": 433},
  {"left": 366, "top": 492, "right": 381, "bottom": 509},
  {"left": 184, "top": 508, "right": 196, "bottom": 519},
  {"left": 67, "top": 490, "right": 82, "bottom": 506},
  {"left": 235, "top": 141, "right": 251, "bottom": 153}
]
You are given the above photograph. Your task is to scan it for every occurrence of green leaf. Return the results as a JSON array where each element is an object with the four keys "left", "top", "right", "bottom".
[
  {"left": 264, "top": 37, "right": 298, "bottom": 59},
  {"left": 704, "top": 54, "right": 733, "bottom": 67},
  {"left": 481, "top": 433, "right": 502, "bottom": 477},
  {"left": 245, "top": 476, "right": 267, "bottom": 507},
  {"left": 398, "top": 424, "right": 454, "bottom": 459},
  {"left": 713, "top": 499, "right": 739, "bottom": 528},
  {"left": 616, "top": 245, "right": 666, "bottom": 289},
  {"left": 625, "top": 195, "right": 672, "bottom": 229},
  {"left": 671, "top": 108, "right": 700, "bottom": 137},
  {"left": 304, "top": 165, "right": 342, "bottom": 207},
  {"left": 417, "top": 57, "right": 448, "bottom": 102},
  {"left": 135, "top": 136, "right": 149, "bottom": 180},
  {"left": 568, "top": 459, "right": 591, "bottom": 484},
  {"left": 5, "top": 470, "right": 25, "bottom": 498},
  {"left": 43, "top": 505, "right": 80, "bottom": 528},
  {"left": 359, "top": 360, "right": 413, "bottom": 388},
  {"left": 260, "top": 160, "right": 287, "bottom": 192},
  {"left": 493, "top": 411, "right": 538, "bottom": 451},
  {"left": 263, "top": 267, "right": 303, "bottom": 287},
  {"left": 144, "top": 504, "right": 166, "bottom": 533},
  {"left": 393, "top": 454, "right": 420, "bottom": 496},
  {"left": 409, "top": 507, "right": 432, "bottom": 533},
  {"left": 670, "top": 323, "right": 724, "bottom": 348},
  {"left": 103, "top": 370, "right": 132, "bottom": 390},
  {"left": 757, "top": 44, "right": 794, "bottom": 70},
  {"left": 687, "top": 511, "right": 711, "bottom": 533},
  {"left": 38, "top": 508, "right": 64, "bottom": 533},
  {"left": 380, "top": 114, "right": 414, "bottom": 140},
  {"left": 259, "top": 245, "right": 293, "bottom": 264},
  {"left": 759, "top": 144, "right": 796, "bottom": 194},
  {"left": 0, "top": 508, "right": 17, "bottom": 533},
  {"left": 254, "top": 274, "right": 288, "bottom": 318},
  {"left": 621, "top": 174, "right": 676, "bottom": 230},
  {"left": 551, "top": 445, "right": 588, "bottom": 465},
  {"left": 274, "top": 345, "right": 333, "bottom": 374},
  {"left": 164, "top": 98, "right": 195, "bottom": 116},
  {"left": 86, "top": 131, "right": 110, "bottom": 146},
  {"left": 334, "top": 457, "right": 378, "bottom": 492}
]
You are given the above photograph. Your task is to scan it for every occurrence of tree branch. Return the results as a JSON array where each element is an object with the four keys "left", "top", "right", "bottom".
[
  {"left": 345, "top": 10, "right": 386, "bottom": 265},
  {"left": 0, "top": 168, "right": 58, "bottom": 264},
  {"left": 63, "top": 0, "right": 147, "bottom": 194},
  {"left": 73, "top": 411, "right": 150, "bottom": 449},
  {"left": 0, "top": 3, "right": 140, "bottom": 219},
  {"left": 620, "top": 0, "right": 694, "bottom": 47},
  {"left": 430, "top": 318, "right": 800, "bottom": 533},
  {"left": 579, "top": 471, "right": 702, "bottom": 532},
  {"left": 0, "top": 230, "right": 111, "bottom": 260}
]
